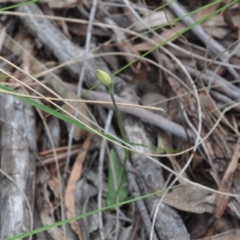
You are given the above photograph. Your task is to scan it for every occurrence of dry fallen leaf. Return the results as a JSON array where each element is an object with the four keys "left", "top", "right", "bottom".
[
  {"left": 65, "top": 134, "right": 92, "bottom": 240},
  {"left": 48, "top": 176, "right": 61, "bottom": 199},
  {"left": 40, "top": 202, "right": 72, "bottom": 240},
  {"left": 158, "top": 183, "right": 216, "bottom": 214},
  {"left": 215, "top": 139, "right": 239, "bottom": 218}
]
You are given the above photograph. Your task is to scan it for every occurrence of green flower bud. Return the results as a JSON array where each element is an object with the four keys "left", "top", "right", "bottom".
[{"left": 96, "top": 69, "right": 112, "bottom": 86}]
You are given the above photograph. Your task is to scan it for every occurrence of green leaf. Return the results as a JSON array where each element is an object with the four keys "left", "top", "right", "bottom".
[
  {"left": 8, "top": 184, "right": 183, "bottom": 240},
  {"left": 107, "top": 149, "right": 128, "bottom": 207}
]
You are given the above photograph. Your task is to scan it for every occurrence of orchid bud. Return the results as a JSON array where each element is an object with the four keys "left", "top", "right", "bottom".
[{"left": 96, "top": 69, "right": 112, "bottom": 86}]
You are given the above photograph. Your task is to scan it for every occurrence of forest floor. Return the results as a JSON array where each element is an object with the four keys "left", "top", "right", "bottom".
[{"left": 1, "top": 1, "right": 240, "bottom": 240}]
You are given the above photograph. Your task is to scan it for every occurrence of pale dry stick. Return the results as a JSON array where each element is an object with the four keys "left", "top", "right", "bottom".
[
  {"left": 2, "top": 79, "right": 49, "bottom": 88},
  {"left": 20, "top": 78, "right": 65, "bottom": 238},
  {"left": 0, "top": 169, "right": 34, "bottom": 240},
  {"left": 196, "top": 0, "right": 224, "bottom": 73},
  {"left": 8, "top": 72, "right": 66, "bottom": 237},
  {"left": 0, "top": 27, "right": 5, "bottom": 52},
  {"left": 0, "top": 114, "right": 53, "bottom": 237},
  {"left": 85, "top": 90, "right": 194, "bottom": 142},
  {"left": 2, "top": 8, "right": 240, "bottom": 70},
  {"left": 114, "top": 211, "right": 132, "bottom": 223},
  {"left": 97, "top": 109, "right": 113, "bottom": 240},
  {"left": 202, "top": 41, "right": 240, "bottom": 135},
  {"left": 211, "top": 90, "right": 240, "bottom": 111},
  {"left": 206, "top": 41, "right": 240, "bottom": 95},
  {"left": 0, "top": 92, "right": 35, "bottom": 238},
  {"left": 0, "top": 116, "right": 47, "bottom": 240},
  {"left": 102, "top": 1, "right": 151, "bottom": 12},
  {"left": 164, "top": 0, "right": 239, "bottom": 79},
  {"left": 0, "top": 93, "right": 35, "bottom": 238},
  {"left": 66, "top": 0, "right": 98, "bottom": 169},
  {"left": 186, "top": 65, "right": 240, "bottom": 101},
  {"left": 0, "top": 118, "right": 46, "bottom": 169}
]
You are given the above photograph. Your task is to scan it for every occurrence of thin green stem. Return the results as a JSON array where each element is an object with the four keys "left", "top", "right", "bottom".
[
  {"left": 110, "top": 93, "right": 126, "bottom": 143},
  {"left": 0, "top": 0, "right": 39, "bottom": 11},
  {"left": 80, "top": 82, "right": 100, "bottom": 98},
  {"left": 108, "top": 85, "right": 129, "bottom": 204},
  {"left": 9, "top": 184, "right": 183, "bottom": 240}
]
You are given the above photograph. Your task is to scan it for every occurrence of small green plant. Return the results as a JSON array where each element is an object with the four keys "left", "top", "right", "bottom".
[
  {"left": 107, "top": 149, "right": 128, "bottom": 207},
  {"left": 97, "top": 69, "right": 129, "bottom": 205}
]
